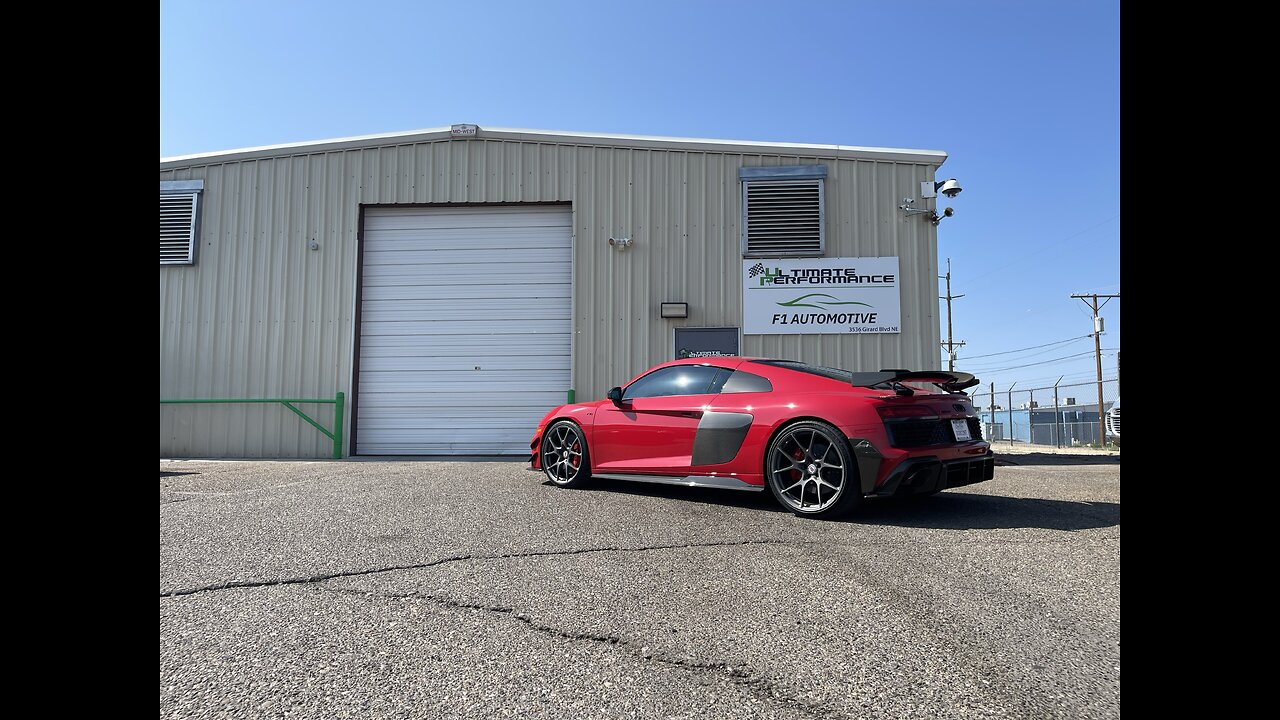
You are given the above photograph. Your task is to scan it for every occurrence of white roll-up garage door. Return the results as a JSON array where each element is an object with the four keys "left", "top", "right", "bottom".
[{"left": 357, "top": 206, "right": 572, "bottom": 454}]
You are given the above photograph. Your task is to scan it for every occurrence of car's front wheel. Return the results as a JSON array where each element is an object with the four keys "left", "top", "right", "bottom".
[
  {"left": 541, "top": 420, "right": 592, "bottom": 488},
  {"left": 766, "top": 420, "right": 860, "bottom": 519}
]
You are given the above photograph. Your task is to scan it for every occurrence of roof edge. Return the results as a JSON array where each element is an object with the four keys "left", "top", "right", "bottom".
[{"left": 160, "top": 126, "right": 948, "bottom": 168}]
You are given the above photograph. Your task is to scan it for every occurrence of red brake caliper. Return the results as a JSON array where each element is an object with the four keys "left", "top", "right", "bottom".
[
  {"left": 791, "top": 447, "right": 804, "bottom": 482},
  {"left": 571, "top": 441, "right": 581, "bottom": 468}
]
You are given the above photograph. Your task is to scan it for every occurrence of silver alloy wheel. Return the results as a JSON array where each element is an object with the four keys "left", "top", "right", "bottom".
[
  {"left": 542, "top": 423, "right": 584, "bottom": 485},
  {"left": 769, "top": 425, "right": 847, "bottom": 512}
]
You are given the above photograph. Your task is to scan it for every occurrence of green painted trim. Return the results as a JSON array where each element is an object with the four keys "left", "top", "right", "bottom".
[
  {"left": 282, "top": 401, "right": 334, "bottom": 441},
  {"left": 333, "top": 392, "right": 345, "bottom": 460},
  {"left": 160, "top": 394, "right": 345, "bottom": 459}
]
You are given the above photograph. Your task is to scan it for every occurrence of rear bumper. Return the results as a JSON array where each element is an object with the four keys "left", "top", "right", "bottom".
[
  {"left": 872, "top": 452, "right": 995, "bottom": 496},
  {"left": 847, "top": 432, "right": 991, "bottom": 495}
]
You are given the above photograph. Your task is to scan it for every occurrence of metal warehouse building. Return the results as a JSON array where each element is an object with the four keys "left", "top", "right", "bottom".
[{"left": 160, "top": 126, "right": 952, "bottom": 457}]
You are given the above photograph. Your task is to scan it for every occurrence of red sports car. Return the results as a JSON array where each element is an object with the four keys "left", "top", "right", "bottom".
[{"left": 530, "top": 358, "right": 993, "bottom": 518}]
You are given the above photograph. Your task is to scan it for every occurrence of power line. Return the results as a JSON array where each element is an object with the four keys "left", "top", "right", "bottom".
[
  {"left": 1018, "top": 371, "right": 1111, "bottom": 387},
  {"left": 960, "top": 335, "right": 1091, "bottom": 361},
  {"left": 1001, "top": 361, "right": 1120, "bottom": 385},
  {"left": 972, "top": 350, "right": 1098, "bottom": 374},
  {"left": 963, "top": 342, "right": 1099, "bottom": 370},
  {"left": 962, "top": 345, "right": 1105, "bottom": 368},
  {"left": 985, "top": 369, "right": 1116, "bottom": 389},
  {"left": 971, "top": 377, "right": 1117, "bottom": 393},
  {"left": 1008, "top": 364, "right": 1119, "bottom": 385}
]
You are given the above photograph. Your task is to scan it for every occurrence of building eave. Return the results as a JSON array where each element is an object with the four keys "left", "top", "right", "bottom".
[{"left": 160, "top": 126, "right": 949, "bottom": 169}]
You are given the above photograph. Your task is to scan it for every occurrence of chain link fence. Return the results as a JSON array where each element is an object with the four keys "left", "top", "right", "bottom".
[{"left": 973, "top": 379, "right": 1119, "bottom": 449}]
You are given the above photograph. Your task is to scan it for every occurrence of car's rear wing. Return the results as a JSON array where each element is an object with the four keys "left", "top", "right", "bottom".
[{"left": 848, "top": 369, "right": 979, "bottom": 394}]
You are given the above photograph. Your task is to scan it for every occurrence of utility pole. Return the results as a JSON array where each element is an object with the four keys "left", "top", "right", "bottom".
[
  {"left": 1071, "top": 293, "right": 1120, "bottom": 448},
  {"left": 939, "top": 258, "right": 966, "bottom": 371}
]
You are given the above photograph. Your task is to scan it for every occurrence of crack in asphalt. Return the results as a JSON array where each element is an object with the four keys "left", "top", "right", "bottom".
[
  {"left": 318, "top": 584, "right": 844, "bottom": 720},
  {"left": 158, "top": 539, "right": 793, "bottom": 599},
  {"left": 158, "top": 531, "right": 1120, "bottom": 599}
]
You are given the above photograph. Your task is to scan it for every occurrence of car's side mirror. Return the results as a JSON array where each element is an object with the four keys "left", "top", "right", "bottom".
[{"left": 607, "top": 386, "right": 626, "bottom": 408}]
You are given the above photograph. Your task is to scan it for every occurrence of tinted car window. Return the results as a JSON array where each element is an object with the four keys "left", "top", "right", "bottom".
[
  {"left": 707, "top": 368, "right": 733, "bottom": 394},
  {"left": 623, "top": 366, "right": 721, "bottom": 399},
  {"left": 721, "top": 370, "right": 773, "bottom": 394}
]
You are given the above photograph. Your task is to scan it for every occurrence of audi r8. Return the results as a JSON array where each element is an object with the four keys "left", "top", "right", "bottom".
[{"left": 530, "top": 358, "right": 993, "bottom": 519}]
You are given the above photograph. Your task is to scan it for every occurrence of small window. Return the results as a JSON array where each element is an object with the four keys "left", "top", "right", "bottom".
[
  {"left": 160, "top": 180, "right": 203, "bottom": 265},
  {"left": 721, "top": 370, "right": 773, "bottom": 394},
  {"left": 707, "top": 368, "right": 733, "bottom": 394},
  {"left": 740, "top": 166, "right": 826, "bottom": 258},
  {"left": 623, "top": 366, "right": 722, "bottom": 400}
]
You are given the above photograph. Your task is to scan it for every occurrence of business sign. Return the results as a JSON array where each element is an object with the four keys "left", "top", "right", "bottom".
[
  {"left": 675, "top": 327, "right": 739, "bottom": 359},
  {"left": 743, "top": 257, "right": 901, "bottom": 335}
]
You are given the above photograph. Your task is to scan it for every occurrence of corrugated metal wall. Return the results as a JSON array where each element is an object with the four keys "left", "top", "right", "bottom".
[{"left": 161, "top": 133, "right": 942, "bottom": 457}]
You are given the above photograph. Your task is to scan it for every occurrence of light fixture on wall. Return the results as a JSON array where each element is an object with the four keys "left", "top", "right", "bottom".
[
  {"left": 608, "top": 236, "right": 634, "bottom": 250},
  {"left": 900, "top": 176, "right": 962, "bottom": 225},
  {"left": 660, "top": 302, "right": 689, "bottom": 319},
  {"left": 898, "top": 199, "right": 954, "bottom": 225}
]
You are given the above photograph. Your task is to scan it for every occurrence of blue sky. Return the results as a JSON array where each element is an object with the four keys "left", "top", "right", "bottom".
[{"left": 160, "top": 0, "right": 1120, "bottom": 392}]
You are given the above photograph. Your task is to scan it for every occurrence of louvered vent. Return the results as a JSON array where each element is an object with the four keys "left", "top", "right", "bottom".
[
  {"left": 742, "top": 178, "right": 824, "bottom": 257},
  {"left": 160, "top": 192, "right": 198, "bottom": 265}
]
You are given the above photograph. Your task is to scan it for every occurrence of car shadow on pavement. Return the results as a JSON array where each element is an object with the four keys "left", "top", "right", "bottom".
[
  {"left": 578, "top": 478, "right": 787, "bottom": 513},
  {"left": 575, "top": 479, "right": 1119, "bottom": 531},
  {"left": 994, "top": 452, "right": 1120, "bottom": 467},
  {"left": 853, "top": 493, "right": 1120, "bottom": 531}
]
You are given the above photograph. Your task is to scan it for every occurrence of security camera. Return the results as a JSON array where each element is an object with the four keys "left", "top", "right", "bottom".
[{"left": 935, "top": 178, "right": 963, "bottom": 198}]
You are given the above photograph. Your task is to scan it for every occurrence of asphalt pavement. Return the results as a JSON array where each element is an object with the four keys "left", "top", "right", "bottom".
[{"left": 160, "top": 453, "right": 1120, "bottom": 719}]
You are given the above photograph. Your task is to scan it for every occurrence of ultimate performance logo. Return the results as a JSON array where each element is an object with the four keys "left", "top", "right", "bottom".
[
  {"left": 743, "top": 258, "right": 902, "bottom": 335},
  {"left": 753, "top": 265, "right": 896, "bottom": 287}
]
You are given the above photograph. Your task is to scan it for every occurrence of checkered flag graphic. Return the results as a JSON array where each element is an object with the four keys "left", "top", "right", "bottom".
[{"left": 748, "top": 262, "right": 766, "bottom": 278}]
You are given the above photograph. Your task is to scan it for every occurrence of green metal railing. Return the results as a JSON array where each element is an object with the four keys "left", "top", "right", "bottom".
[{"left": 160, "top": 392, "right": 345, "bottom": 459}]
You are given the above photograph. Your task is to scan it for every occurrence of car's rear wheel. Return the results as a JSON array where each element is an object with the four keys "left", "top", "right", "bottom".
[
  {"left": 541, "top": 421, "right": 592, "bottom": 488},
  {"left": 766, "top": 420, "right": 860, "bottom": 519}
]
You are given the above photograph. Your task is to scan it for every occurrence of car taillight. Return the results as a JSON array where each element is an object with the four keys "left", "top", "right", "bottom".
[{"left": 876, "top": 405, "right": 937, "bottom": 420}]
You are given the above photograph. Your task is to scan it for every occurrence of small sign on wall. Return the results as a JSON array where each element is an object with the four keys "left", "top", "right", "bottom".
[{"left": 675, "top": 327, "right": 740, "bottom": 360}]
